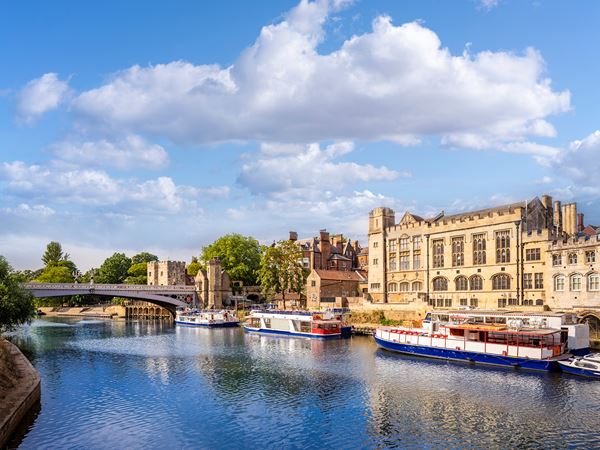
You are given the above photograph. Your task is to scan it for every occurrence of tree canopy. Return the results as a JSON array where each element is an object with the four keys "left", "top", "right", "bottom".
[
  {"left": 41, "top": 241, "right": 64, "bottom": 266},
  {"left": 200, "top": 234, "right": 261, "bottom": 285},
  {"left": 96, "top": 253, "right": 132, "bottom": 284},
  {"left": 257, "top": 240, "right": 307, "bottom": 309},
  {"left": 186, "top": 257, "right": 202, "bottom": 277},
  {"left": 131, "top": 252, "right": 158, "bottom": 265},
  {"left": 125, "top": 262, "right": 148, "bottom": 284},
  {"left": 35, "top": 265, "right": 75, "bottom": 283},
  {"left": 0, "top": 255, "right": 36, "bottom": 333}
]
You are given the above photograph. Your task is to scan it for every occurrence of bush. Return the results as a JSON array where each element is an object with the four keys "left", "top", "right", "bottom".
[{"left": 0, "top": 256, "right": 36, "bottom": 333}]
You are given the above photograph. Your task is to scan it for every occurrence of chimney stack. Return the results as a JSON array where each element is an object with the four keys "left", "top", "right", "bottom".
[
  {"left": 554, "top": 200, "right": 562, "bottom": 231},
  {"left": 577, "top": 213, "right": 584, "bottom": 233},
  {"left": 541, "top": 194, "right": 553, "bottom": 209},
  {"left": 319, "top": 229, "right": 330, "bottom": 243},
  {"left": 289, "top": 231, "right": 298, "bottom": 242}
]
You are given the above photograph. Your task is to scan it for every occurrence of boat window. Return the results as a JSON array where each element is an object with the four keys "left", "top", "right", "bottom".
[{"left": 264, "top": 318, "right": 271, "bottom": 328}]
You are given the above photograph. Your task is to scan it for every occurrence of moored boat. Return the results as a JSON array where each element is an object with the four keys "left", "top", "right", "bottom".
[
  {"left": 558, "top": 358, "right": 600, "bottom": 378},
  {"left": 175, "top": 309, "right": 239, "bottom": 327},
  {"left": 374, "top": 310, "right": 590, "bottom": 372},
  {"left": 244, "top": 309, "right": 351, "bottom": 339}
]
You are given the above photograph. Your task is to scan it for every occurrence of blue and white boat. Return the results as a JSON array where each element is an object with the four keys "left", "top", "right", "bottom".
[
  {"left": 175, "top": 309, "right": 239, "bottom": 327},
  {"left": 558, "top": 357, "right": 600, "bottom": 378},
  {"left": 244, "top": 310, "right": 351, "bottom": 339},
  {"left": 374, "top": 310, "right": 590, "bottom": 372}
]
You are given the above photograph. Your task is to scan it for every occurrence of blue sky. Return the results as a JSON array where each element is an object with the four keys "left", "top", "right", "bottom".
[{"left": 1, "top": 0, "right": 600, "bottom": 270}]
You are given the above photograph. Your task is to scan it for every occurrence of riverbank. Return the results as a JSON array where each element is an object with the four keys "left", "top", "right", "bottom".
[
  {"left": 38, "top": 306, "right": 123, "bottom": 318},
  {"left": 0, "top": 338, "right": 41, "bottom": 448}
]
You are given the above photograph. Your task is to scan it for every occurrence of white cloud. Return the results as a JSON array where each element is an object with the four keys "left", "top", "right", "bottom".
[
  {"left": 70, "top": 1, "right": 568, "bottom": 153},
  {"left": 2, "top": 203, "right": 55, "bottom": 218},
  {"left": 551, "top": 130, "right": 600, "bottom": 188},
  {"left": 237, "top": 141, "right": 405, "bottom": 195},
  {"left": 17, "top": 73, "right": 70, "bottom": 124},
  {"left": 50, "top": 134, "right": 169, "bottom": 170},
  {"left": 0, "top": 161, "right": 225, "bottom": 213},
  {"left": 479, "top": 0, "right": 500, "bottom": 10}
]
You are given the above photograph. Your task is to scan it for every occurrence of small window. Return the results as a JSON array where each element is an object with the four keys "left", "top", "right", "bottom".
[
  {"left": 568, "top": 253, "right": 578, "bottom": 265},
  {"left": 525, "top": 248, "right": 541, "bottom": 261},
  {"left": 370, "top": 283, "right": 381, "bottom": 290},
  {"left": 372, "top": 258, "right": 378, "bottom": 266},
  {"left": 523, "top": 273, "right": 532, "bottom": 290},
  {"left": 373, "top": 241, "right": 379, "bottom": 248},
  {"left": 586, "top": 251, "right": 596, "bottom": 264},
  {"left": 311, "top": 280, "right": 316, "bottom": 287},
  {"left": 534, "top": 273, "right": 543, "bottom": 289},
  {"left": 470, "top": 298, "right": 479, "bottom": 307},
  {"left": 554, "top": 275, "right": 565, "bottom": 292},
  {"left": 552, "top": 254, "right": 562, "bottom": 266},
  {"left": 400, "top": 255, "right": 410, "bottom": 270},
  {"left": 412, "top": 281, "right": 422, "bottom": 292},
  {"left": 399, "top": 237, "right": 410, "bottom": 251},
  {"left": 459, "top": 298, "right": 468, "bottom": 306},
  {"left": 389, "top": 240, "right": 397, "bottom": 253},
  {"left": 570, "top": 274, "right": 582, "bottom": 291},
  {"left": 589, "top": 273, "right": 600, "bottom": 291}
]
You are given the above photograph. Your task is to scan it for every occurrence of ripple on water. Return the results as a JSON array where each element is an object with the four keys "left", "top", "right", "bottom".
[{"left": 10, "top": 320, "right": 600, "bottom": 450}]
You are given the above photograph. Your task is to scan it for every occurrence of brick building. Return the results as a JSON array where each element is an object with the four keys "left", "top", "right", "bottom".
[{"left": 289, "top": 229, "right": 363, "bottom": 271}]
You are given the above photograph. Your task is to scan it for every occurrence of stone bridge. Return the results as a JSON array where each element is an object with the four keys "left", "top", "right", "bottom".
[{"left": 22, "top": 283, "right": 197, "bottom": 316}]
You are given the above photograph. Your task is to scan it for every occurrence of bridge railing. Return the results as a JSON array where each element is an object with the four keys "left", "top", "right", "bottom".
[{"left": 23, "top": 283, "right": 196, "bottom": 292}]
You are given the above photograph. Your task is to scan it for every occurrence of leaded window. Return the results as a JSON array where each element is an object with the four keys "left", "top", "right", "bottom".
[
  {"left": 554, "top": 275, "right": 565, "bottom": 291},
  {"left": 413, "top": 253, "right": 421, "bottom": 269},
  {"left": 388, "top": 282, "right": 397, "bottom": 292},
  {"left": 495, "top": 230, "right": 510, "bottom": 263},
  {"left": 432, "top": 277, "right": 448, "bottom": 291},
  {"left": 413, "top": 237, "right": 421, "bottom": 251},
  {"left": 569, "top": 253, "right": 578, "bottom": 265},
  {"left": 473, "top": 233, "right": 486, "bottom": 265},
  {"left": 589, "top": 273, "right": 600, "bottom": 291},
  {"left": 400, "top": 255, "right": 410, "bottom": 270},
  {"left": 455, "top": 276, "right": 468, "bottom": 291},
  {"left": 552, "top": 254, "right": 562, "bottom": 266},
  {"left": 412, "top": 281, "right": 422, "bottom": 292},
  {"left": 399, "top": 282, "right": 410, "bottom": 292},
  {"left": 492, "top": 274, "right": 511, "bottom": 290},
  {"left": 469, "top": 275, "right": 483, "bottom": 291},
  {"left": 433, "top": 239, "right": 444, "bottom": 268},
  {"left": 452, "top": 236, "right": 465, "bottom": 267},
  {"left": 525, "top": 248, "right": 541, "bottom": 261},
  {"left": 523, "top": 273, "right": 532, "bottom": 290},
  {"left": 389, "top": 256, "right": 396, "bottom": 271},
  {"left": 399, "top": 237, "right": 410, "bottom": 251},
  {"left": 534, "top": 273, "right": 543, "bottom": 289},
  {"left": 586, "top": 251, "right": 596, "bottom": 264},
  {"left": 389, "top": 239, "right": 397, "bottom": 253}
]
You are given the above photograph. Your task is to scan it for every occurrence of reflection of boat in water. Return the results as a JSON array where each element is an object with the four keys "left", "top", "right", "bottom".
[
  {"left": 558, "top": 357, "right": 600, "bottom": 378},
  {"left": 374, "top": 310, "right": 590, "bottom": 372},
  {"left": 175, "top": 309, "right": 239, "bottom": 327},
  {"left": 244, "top": 309, "right": 351, "bottom": 339}
]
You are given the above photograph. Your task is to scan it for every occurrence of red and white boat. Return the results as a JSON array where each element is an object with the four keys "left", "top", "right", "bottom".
[{"left": 244, "top": 309, "right": 351, "bottom": 339}]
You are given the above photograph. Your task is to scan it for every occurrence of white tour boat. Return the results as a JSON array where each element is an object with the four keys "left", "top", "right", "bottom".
[
  {"left": 374, "top": 310, "right": 590, "bottom": 372},
  {"left": 244, "top": 309, "right": 351, "bottom": 339},
  {"left": 175, "top": 309, "right": 239, "bottom": 328}
]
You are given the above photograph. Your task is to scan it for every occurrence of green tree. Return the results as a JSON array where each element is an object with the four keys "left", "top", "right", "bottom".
[
  {"left": 257, "top": 240, "right": 306, "bottom": 309},
  {"left": 0, "top": 256, "right": 36, "bottom": 333},
  {"left": 42, "top": 241, "right": 64, "bottom": 265},
  {"left": 200, "top": 234, "right": 261, "bottom": 285},
  {"left": 35, "top": 265, "right": 74, "bottom": 283},
  {"left": 125, "top": 262, "right": 148, "bottom": 284},
  {"left": 96, "top": 253, "right": 132, "bottom": 284},
  {"left": 187, "top": 256, "right": 202, "bottom": 277},
  {"left": 131, "top": 252, "right": 158, "bottom": 265}
]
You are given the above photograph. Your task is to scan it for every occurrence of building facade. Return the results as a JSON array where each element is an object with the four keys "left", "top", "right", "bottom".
[
  {"left": 306, "top": 269, "right": 367, "bottom": 309},
  {"left": 147, "top": 261, "right": 188, "bottom": 286},
  {"left": 289, "top": 230, "right": 364, "bottom": 272},
  {"left": 367, "top": 195, "right": 594, "bottom": 314}
]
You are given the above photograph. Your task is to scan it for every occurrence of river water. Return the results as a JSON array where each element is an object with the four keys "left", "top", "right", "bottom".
[{"left": 7, "top": 317, "right": 600, "bottom": 449}]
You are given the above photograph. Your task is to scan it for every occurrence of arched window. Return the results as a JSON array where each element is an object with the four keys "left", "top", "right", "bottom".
[
  {"left": 535, "top": 299, "right": 544, "bottom": 306},
  {"left": 432, "top": 277, "right": 448, "bottom": 291},
  {"left": 589, "top": 273, "right": 600, "bottom": 291},
  {"left": 455, "top": 276, "right": 468, "bottom": 291},
  {"left": 388, "top": 282, "right": 397, "bottom": 292},
  {"left": 568, "top": 253, "right": 578, "bottom": 265},
  {"left": 399, "top": 282, "right": 410, "bottom": 292},
  {"left": 492, "top": 274, "right": 511, "bottom": 290},
  {"left": 554, "top": 275, "right": 565, "bottom": 291},
  {"left": 570, "top": 274, "right": 582, "bottom": 291},
  {"left": 412, "top": 281, "right": 422, "bottom": 292},
  {"left": 469, "top": 275, "right": 483, "bottom": 291}
]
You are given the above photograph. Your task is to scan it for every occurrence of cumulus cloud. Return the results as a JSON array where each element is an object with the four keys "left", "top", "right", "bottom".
[
  {"left": 479, "top": 0, "right": 500, "bottom": 10},
  {"left": 237, "top": 141, "right": 405, "bottom": 195},
  {"left": 17, "top": 73, "right": 70, "bottom": 124},
  {"left": 0, "top": 161, "right": 226, "bottom": 213},
  {"left": 1, "top": 203, "right": 55, "bottom": 218},
  {"left": 50, "top": 134, "right": 170, "bottom": 170},
  {"left": 70, "top": 0, "right": 568, "bottom": 153},
  {"left": 550, "top": 130, "right": 600, "bottom": 191}
]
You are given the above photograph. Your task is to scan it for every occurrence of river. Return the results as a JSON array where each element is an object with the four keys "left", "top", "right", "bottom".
[{"left": 7, "top": 317, "right": 600, "bottom": 449}]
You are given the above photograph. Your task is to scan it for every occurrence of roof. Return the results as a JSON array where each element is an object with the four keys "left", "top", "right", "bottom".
[
  {"left": 328, "top": 254, "right": 352, "bottom": 261},
  {"left": 313, "top": 270, "right": 366, "bottom": 281}
]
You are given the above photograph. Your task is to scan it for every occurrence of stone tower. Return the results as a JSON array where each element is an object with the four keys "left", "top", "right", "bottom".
[
  {"left": 368, "top": 207, "right": 395, "bottom": 303},
  {"left": 207, "top": 257, "right": 223, "bottom": 309}
]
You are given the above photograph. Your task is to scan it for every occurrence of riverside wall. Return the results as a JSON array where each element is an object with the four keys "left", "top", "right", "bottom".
[{"left": 0, "top": 338, "right": 41, "bottom": 447}]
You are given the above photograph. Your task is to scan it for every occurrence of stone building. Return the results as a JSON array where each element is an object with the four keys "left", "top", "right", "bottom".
[
  {"left": 367, "top": 195, "right": 583, "bottom": 314},
  {"left": 194, "top": 258, "right": 232, "bottom": 308},
  {"left": 147, "top": 261, "right": 188, "bottom": 286},
  {"left": 306, "top": 269, "right": 367, "bottom": 309},
  {"left": 289, "top": 230, "right": 363, "bottom": 271}
]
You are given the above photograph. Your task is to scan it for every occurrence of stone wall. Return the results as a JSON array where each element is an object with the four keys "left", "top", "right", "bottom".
[{"left": 0, "top": 339, "right": 41, "bottom": 448}]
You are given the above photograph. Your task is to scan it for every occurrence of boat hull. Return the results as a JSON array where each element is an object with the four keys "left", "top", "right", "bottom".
[
  {"left": 374, "top": 336, "right": 560, "bottom": 372},
  {"left": 559, "top": 362, "right": 600, "bottom": 378},
  {"left": 244, "top": 326, "right": 342, "bottom": 339},
  {"left": 175, "top": 320, "right": 239, "bottom": 328}
]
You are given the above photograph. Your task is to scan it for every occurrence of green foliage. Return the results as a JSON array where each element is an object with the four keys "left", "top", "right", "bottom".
[
  {"left": 200, "top": 234, "right": 261, "bottom": 285},
  {"left": 124, "top": 262, "right": 149, "bottom": 284},
  {"left": 10, "top": 269, "right": 42, "bottom": 283},
  {"left": 187, "top": 258, "right": 203, "bottom": 277},
  {"left": 79, "top": 268, "right": 97, "bottom": 283},
  {"left": 96, "top": 253, "right": 132, "bottom": 284},
  {"left": 0, "top": 255, "right": 36, "bottom": 333},
  {"left": 42, "top": 241, "right": 64, "bottom": 265},
  {"left": 35, "top": 265, "right": 75, "bottom": 283},
  {"left": 257, "top": 240, "right": 307, "bottom": 309},
  {"left": 131, "top": 252, "right": 158, "bottom": 265}
]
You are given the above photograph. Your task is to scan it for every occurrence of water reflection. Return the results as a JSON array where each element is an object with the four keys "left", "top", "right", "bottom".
[{"left": 7, "top": 318, "right": 600, "bottom": 449}]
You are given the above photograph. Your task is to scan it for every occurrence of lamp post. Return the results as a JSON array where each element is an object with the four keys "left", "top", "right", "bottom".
[{"left": 514, "top": 220, "right": 521, "bottom": 305}]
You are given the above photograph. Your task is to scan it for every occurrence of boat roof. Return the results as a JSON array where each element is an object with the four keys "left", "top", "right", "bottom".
[
  {"left": 444, "top": 324, "right": 561, "bottom": 335},
  {"left": 429, "top": 309, "right": 573, "bottom": 318}
]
